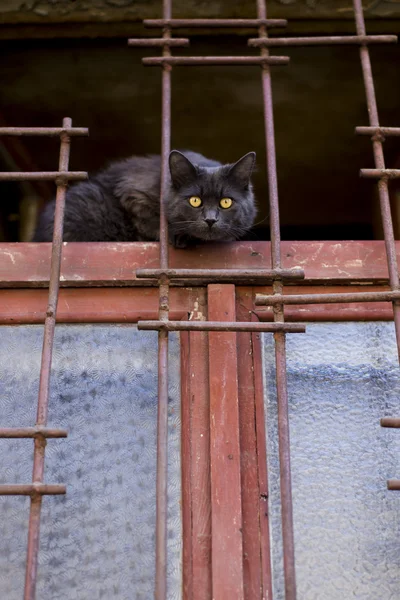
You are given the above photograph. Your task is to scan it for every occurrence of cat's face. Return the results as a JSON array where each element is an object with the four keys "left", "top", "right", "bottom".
[{"left": 167, "top": 151, "right": 257, "bottom": 243}]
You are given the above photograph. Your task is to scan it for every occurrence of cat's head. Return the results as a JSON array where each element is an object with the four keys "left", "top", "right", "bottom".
[{"left": 167, "top": 150, "right": 256, "bottom": 243}]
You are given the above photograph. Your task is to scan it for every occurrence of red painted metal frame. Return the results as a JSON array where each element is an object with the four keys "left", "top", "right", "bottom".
[
  {"left": 0, "top": 282, "right": 397, "bottom": 326},
  {"left": 2, "top": 240, "right": 400, "bottom": 288}
]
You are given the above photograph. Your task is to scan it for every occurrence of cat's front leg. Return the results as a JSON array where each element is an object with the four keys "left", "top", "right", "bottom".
[{"left": 171, "top": 233, "right": 192, "bottom": 249}]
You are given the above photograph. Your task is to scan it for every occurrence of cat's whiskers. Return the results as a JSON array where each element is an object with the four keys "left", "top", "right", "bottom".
[{"left": 251, "top": 215, "right": 269, "bottom": 228}]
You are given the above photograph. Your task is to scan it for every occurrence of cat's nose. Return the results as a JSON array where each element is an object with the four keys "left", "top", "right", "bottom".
[{"left": 205, "top": 218, "right": 218, "bottom": 228}]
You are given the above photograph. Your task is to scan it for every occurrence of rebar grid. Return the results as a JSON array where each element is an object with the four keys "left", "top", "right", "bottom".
[
  {"left": 129, "top": 1, "right": 400, "bottom": 598},
  {"left": 128, "top": 4, "right": 302, "bottom": 598},
  {"left": 0, "top": 119, "right": 88, "bottom": 600}
]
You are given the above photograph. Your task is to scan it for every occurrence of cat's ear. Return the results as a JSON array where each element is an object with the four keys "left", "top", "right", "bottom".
[
  {"left": 228, "top": 152, "right": 256, "bottom": 189},
  {"left": 169, "top": 151, "right": 198, "bottom": 188}
]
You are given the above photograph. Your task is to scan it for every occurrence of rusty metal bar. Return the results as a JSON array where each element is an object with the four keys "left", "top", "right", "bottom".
[
  {"left": 360, "top": 168, "right": 400, "bottom": 179},
  {"left": 381, "top": 418, "right": 400, "bottom": 428},
  {"left": 136, "top": 267, "right": 304, "bottom": 282},
  {"left": 256, "top": 1, "right": 297, "bottom": 598},
  {"left": 128, "top": 38, "right": 189, "bottom": 47},
  {"left": 356, "top": 126, "right": 400, "bottom": 137},
  {"left": 255, "top": 290, "right": 400, "bottom": 306},
  {"left": 0, "top": 484, "right": 66, "bottom": 496},
  {"left": 143, "top": 56, "right": 289, "bottom": 67},
  {"left": 138, "top": 321, "right": 306, "bottom": 333},
  {"left": 0, "top": 127, "right": 89, "bottom": 136},
  {"left": 154, "top": 2, "right": 172, "bottom": 598},
  {"left": 23, "top": 117, "right": 78, "bottom": 600},
  {"left": 0, "top": 171, "right": 87, "bottom": 182},
  {"left": 387, "top": 480, "right": 400, "bottom": 490},
  {"left": 248, "top": 34, "right": 397, "bottom": 47},
  {"left": 353, "top": 0, "right": 400, "bottom": 363},
  {"left": 0, "top": 428, "right": 67, "bottom": 438},
  {"left": 144, "top": 18, "right": 287, "bottom": 28}
]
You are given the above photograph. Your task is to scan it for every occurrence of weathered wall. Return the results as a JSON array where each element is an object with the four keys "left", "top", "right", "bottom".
[
  {"left": 0, "top": 1, "right": 399, "bottom": 38},
  {"left": 1, "top": 1, "right": 400, "bottom": 22}
]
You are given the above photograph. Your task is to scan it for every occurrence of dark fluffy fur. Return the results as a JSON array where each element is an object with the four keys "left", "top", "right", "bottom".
[{"left": 33, "top": 150, "right": 257, "bottom": 247}]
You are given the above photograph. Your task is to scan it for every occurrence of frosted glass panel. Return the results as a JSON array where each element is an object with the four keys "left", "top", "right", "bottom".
[
  {"left": 263, "top": 322, "right": 400, "bottom": 600},
  {"left": 0, "top": 325, "right": 181, "bottom": 600}
]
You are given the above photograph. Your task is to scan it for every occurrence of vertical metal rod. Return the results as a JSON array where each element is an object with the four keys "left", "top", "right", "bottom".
[
  {"left": 156, "top": 1, "right": 172, "bottom": 598},
  {"left": 353, "top": 0, "right": 400, "bottom": 361},
  {"left": 24, "top": 118, "right": 71, "bottom": 600},
  {"left": 256, "top": 1, "right": 296, "bottom": 598}
]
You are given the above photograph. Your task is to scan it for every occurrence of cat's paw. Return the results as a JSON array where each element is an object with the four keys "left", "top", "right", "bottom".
[{"left": 172, "top": 234, "right": 191, "bottom": 249}]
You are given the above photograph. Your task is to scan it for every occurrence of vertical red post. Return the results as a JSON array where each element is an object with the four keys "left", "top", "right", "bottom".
[
  {"left": 236, "top": 288, "right": 273, "bottom": 600},
  {"left": 181, "top": 291, "right": 212, "bottom": 600},
  {"left": 251, "top": 325, "right": 273, "bottom": 600},
  {"left": 208, "top": 284, "right": 244, "bottom": 600}
]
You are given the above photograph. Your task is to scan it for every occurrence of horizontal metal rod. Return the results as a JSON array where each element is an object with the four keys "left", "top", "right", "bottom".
[
  {"left": 0, "top": 427, "right": 68, "bottom": 438},
  {"left": 137, "top": 320, "right": 306, "bottom": 333},
  {"left": 255, "top": 290, "right": 400, "bottom": 306},
  {"left": 142, "top": 56, "right": 289, "bottom": 66},
  {"left": 0, "top": 171, "right": 88, "bottom": 182},
  {"left": 248, "top": 35, "right": 397, "bottom": 47},
  {"left": 381, "top": 418, "right": 400, "bottom": 428},
  {"left": 360, "top": 168, "right": 400, "bottom": 179},
  {"left": 356, "top": 126, "right": 400, "bottom": 137},
  {"left": 0, "top": 127, "right": 89, "bottom": 136},
  {"left": 128, "top": 38, "right": 190, "bottom": 47},
  {"left": 387, "top": 480, "right": 400, "bottom": 490},
  {"left": 144, "top": 18, "right": 287, "bottom": 29},
  {"left": 136, "top": 267, "right": 304, "bottom": 282},
  {"left": 0, "top": 484, "right": 66, "bottom": 495}
]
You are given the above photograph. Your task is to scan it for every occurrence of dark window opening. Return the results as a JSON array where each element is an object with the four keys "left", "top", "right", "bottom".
[{"left": 0, "top": 34, "right": 399, "bottom": 242}]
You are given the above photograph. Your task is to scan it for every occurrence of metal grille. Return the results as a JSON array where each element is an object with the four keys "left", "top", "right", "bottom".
[
  {"left": 128, "top": 1, "right": 400, "bottom": 598},
  {"left": 0, "top": 121, "right": 88, "bottom": 600},
  {"left": 0, "top": 1, "right": 399, "bottom": 599}
]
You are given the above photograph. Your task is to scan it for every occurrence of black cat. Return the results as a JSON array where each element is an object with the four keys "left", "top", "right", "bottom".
[{"left": 33, "top": 150, "right": 257, "bottom": 248}]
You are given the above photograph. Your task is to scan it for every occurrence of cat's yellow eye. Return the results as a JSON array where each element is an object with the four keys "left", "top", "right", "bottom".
[
  {"left": 220, "top": 197, "right": 233, "bottom": 209},
  {"left": 189, "top": 196, "right": 202, "bottom": 208}
]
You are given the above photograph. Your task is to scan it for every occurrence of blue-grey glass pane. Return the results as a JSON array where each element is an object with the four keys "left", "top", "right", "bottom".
[
  {"left": 263, "top": 322, "right": 400, "bottom": 600},
  {"left": 0, "top": 325, "right": 181, "bottom": 600}
]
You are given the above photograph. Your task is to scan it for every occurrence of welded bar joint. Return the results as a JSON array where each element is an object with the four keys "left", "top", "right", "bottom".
[
  {"left": 0, "top": 484, "right": 66, "bottom": 496},
  {"left": 356, "top": 126, "right": 400, "bottom": 138},
  {"left": 360, "top": 168, "right": 400, "bottom": 179},
  {"left": 0, "top": 127, "right": 89, "bottom": 137},
  {"left": 0, "top": 427, "right": 68, "bottom": 438}
]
